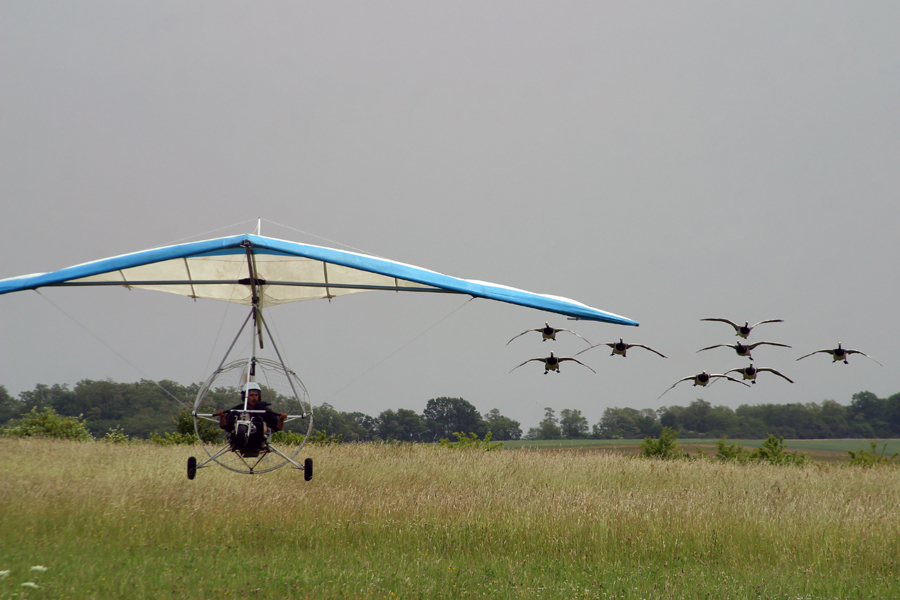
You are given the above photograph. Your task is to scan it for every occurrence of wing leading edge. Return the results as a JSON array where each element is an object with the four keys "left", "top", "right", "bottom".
[{"left": 0, "top": 234, "right": 638, "bottom": 326}]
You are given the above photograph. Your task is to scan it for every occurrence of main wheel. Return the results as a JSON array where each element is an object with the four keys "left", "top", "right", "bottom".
[
  {"left": 304, "top": 457, "right": 313, "bottom": 481},
  {"left": 187, "top": 456, "right": 197, "bottom": 480}
]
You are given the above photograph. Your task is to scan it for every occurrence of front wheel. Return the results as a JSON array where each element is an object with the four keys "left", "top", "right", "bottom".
[
  {"left": 304, "top": 457, "right": 313, "bottom": 481},
  {"left": 187, "top": 456, "right": 197, "bottom": 480}
]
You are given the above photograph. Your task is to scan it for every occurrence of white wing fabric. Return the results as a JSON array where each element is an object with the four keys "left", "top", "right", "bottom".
[{"left": 0, "top": 234, "right": 638, "bottom": 326}]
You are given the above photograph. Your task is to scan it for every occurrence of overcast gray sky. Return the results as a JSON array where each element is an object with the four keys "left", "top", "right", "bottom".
[{"left": 2, "top": 2, "right": 898, "bottom": 431}]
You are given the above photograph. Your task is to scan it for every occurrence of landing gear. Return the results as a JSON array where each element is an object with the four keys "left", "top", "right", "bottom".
[
  {"left": 187, "top": 456, "right": 197, "bottom": 480},
  {"left": 304, "top": 457, "right": 313, "bottom": 481}
]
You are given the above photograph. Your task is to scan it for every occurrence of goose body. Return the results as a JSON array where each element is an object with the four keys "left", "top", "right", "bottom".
[
  {"left": 697, "top": 340, "right": 791, "bottom": 361},
  {"left": 796, "top": 343, "right": 883, "bottom": 366},
  {"left": 575, "top": 338, "right": 666, "bottom": 358},
  {"left": 509, "top": 351, "right": 597, "bottom": 375},
  {"left": 506, "top": 322, "right": 591, "bottom": 346},
  {"left": 701, "top": 318, "right": 783, "bottom": 339},
  {"left": 659, "top": 372, "right": 749, "bottom": 399},
  {"left": 725, "top": 364, "right": 794, "bottom": 384}
]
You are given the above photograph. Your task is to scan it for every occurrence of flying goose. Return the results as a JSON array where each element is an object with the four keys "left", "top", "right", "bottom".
[
  {"left": 506, "top": 322, "right": 591, "bottom": 346},
  {"left": 701, "top": 318, "right": 784, "bottom": 339},
  {"left": 724, "top": 364, "right": 794, "bottom": 384},
  {"left": 796, "top": 343, "right": 883, "bottom": 366},
  {"left": 658, "top": 372, "right": 750, "bottom": 399},
  {"left": 509, "top": 352, "right": 597, "bottom": 375},
  {"left": 697, "top": 341, "right": 791, "bottom": 361},
  {"left": 575, "top": 338, "right": 667, "bottom": 358}
]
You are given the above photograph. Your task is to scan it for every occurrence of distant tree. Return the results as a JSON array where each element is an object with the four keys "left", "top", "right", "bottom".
[
  {"left": 0, "top": 385, "right": 22, "bottom": 425},
  {"left": 884, "top": 392, "right": 900, "bottom": 437},
  {"left": 848, "top": 391, "right": 889, "bottom": 436},
  {"left": 347, "top": 412, "right": 376, "bottom": 440},
  {"left": 312, "top": 403, "right": 374, "bottom": 441},
  {"left": 526, "top": 407, "right": 561, "bottom": 440},
  {"left": 17, "top": 383, "right": 76, "bottom": 414},
  {"left": 422, "top": 397, "right": 484, "bottom": 440},
  {"left": 559, "top": 408, "right": 589, "bottom": 439},
  {"left": 484, "top": 408, "right": 522, "bottom": 441},
  {"left": 375, "top": 408, "right": 427, "bottom": 441},
  {"left": 593, "top": 407, "right": 660, "bottom": 439},
  {"left": 817, "top": 400, "right": 851, "bottom": 438}
]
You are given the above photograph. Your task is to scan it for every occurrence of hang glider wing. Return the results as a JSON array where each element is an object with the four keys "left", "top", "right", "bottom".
[{"left": 0, "top": 234, "right": 638, "bottom": 325}]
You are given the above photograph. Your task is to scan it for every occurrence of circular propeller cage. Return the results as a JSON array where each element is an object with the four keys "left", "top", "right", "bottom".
[{"left": 193, "top": 357, "right": 314, "bottom": 474}]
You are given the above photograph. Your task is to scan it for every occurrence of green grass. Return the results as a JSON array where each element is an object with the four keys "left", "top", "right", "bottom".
[
  {"left": 2, "top": 439, "right": 899, "bottom": 599},
  {"left": 506, "top": 438, "right": 900, "bottom": 458}
]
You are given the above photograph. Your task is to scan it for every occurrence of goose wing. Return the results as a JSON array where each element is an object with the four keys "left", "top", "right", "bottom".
[
  {"left": 658, "top": 377, "right": 694, "bottom": 399},
  {"left": 747, "top": 341, "right": 791, "bottom": 350},
  {"left": 558, "top": 357, "right": 597, "bottom": 374},
  {"left": 630, "top": 344, "right": 667, "bottom": 358},
  {"left": 506, "top": 329, "right": 539, "bottom": 346},
  {"left": 796, "top": 349, "right": 830, "bottom": 361},
  {"left": 555, "top": 328, "right": 593, "bottom": 345},
  {"left": 756, "top": 368, "right": 795, "bottom": 383},
  {"left": 701, "top": 318, "right": 739, "bottom": 331},
  {"left": 710, "top": 374, "right": 751, "bottom": 387},
  {"left": 697, "top": 343, "right": 730, "bottom": 353},
  {"left": 573, "top": 343, "right": 607, "bottom": 358},
  {"left": 750, "top": 319, "right": 784, "bottom": 328},
  {"left": 846, "top": 350, "right": 884, "bottom": 367},
  {"left": 509, "top": 357, "right": 544, "bottom": 373}
]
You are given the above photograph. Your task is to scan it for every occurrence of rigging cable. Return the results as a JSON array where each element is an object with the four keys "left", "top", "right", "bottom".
[
  {"left": 324, "top": 296, "right": 476, "bottom": 404},
  {"left": 34, "top": 290, "right": 192, "bottom": 410}
]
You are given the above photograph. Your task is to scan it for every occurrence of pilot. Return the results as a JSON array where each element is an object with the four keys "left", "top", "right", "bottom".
[{"left": 216, "top": 383, "right": 287, "bottom": 453}]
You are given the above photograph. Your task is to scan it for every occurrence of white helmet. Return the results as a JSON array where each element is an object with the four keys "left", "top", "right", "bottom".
[{"left": 244, "top": 382, "right": 261, "bottom": 394}]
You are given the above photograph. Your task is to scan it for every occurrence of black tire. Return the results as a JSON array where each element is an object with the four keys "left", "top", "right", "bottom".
[
  {"left": 187, "top": 456, "right": 197, "bottom": 480},
  {"left": 304, "top": 457, "right": 313, "bottom": 481}
]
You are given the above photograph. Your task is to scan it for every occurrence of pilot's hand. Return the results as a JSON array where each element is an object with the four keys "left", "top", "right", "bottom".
[
  {"left": 216, "top": 409, "right": 225, "bottom": 416},
  {"left": 279, "top": 412, "right": 287, "bottom": 420}
]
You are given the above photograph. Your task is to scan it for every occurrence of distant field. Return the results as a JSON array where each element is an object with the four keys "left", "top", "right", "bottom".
[
  {"left": 505, "top": 438, "right": 900, "bottom": 462},
  {"left": 2, "top": 438, "right": 899, "bottom": 599}
]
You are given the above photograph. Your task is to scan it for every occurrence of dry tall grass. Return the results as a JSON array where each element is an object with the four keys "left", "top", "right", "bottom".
[{"left": 1, "top": 439, "right": 898, "bottom": 599}]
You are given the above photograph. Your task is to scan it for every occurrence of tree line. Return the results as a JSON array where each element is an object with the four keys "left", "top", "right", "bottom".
[
  {"left": 0, "top": 380, "right": 523, "bottom": 441},
  {"left": 2, "top": 379, "right": 898, "bottom": 441}
]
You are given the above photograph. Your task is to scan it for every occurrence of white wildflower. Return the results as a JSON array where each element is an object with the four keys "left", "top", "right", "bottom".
[
  {"left": 21, "top": 582, "right": 40, "bottom": 589},
  {"left": 30, "top": 565, "right": 48, "bottom": 572},
  {"left": 0, "top": 570, "right": 10, "bottom": 578}
]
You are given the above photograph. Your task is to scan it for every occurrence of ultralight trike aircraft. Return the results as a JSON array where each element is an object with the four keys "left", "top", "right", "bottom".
[{"left": 0, "top": 223, "right": 638, "bottom": 479}]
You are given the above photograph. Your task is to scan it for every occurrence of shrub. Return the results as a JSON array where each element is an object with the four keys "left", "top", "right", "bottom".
[
  {"left": 747, "top": 434, "right": 809, "bottom": 466},
  {"left": 715, "top": 436, "right": 747, "bottom": 462},
  {"left": 102, "top": 426, "right": 132, "bottom": 444},
  {"left": 438, "top": 431, "right": 502, "bottom": 451},
  {"left": 847, "top": 442, "right": 899, "bottom": 467},
  {"left": 174, "top": 409, "right": 222, "bottom": 444},
  {"left": 0, "top": 407, "right": 93, "bottom": 441},
  {"left": 640, "top": 427, "right": 681, "bottom": 459}
]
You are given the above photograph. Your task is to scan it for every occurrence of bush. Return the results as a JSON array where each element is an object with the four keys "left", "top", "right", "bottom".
[
  {"left": 847, "top": 442, "right": 900, "bottom": 467},
  {"left": 174, "top": 409, "right": 222, "bottom": 444},
  {"left": 640, "top": 427, "right": 681, "bottom": 459},
  {"left": 438, "top": 431, "right": 502, "bottom": 451},
  {"left": 0, "top": 407, "right": 93, "bottom": 441},
  {"left": 715, "top": 436, "right": 747, "bottom": 462},
  {"left": 747, "top": 434, "right": 809, "bottom": 466},
  {"left": 102, "top": 426, "right": 132, "bottom": 444}
]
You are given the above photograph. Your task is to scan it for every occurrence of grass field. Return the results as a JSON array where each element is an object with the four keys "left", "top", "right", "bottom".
[
  {"left": 2, "top": 439, "right": 899, "bottom": 599},
  {"left": 504, "top": 438, "right": 900, "bottom": 463}
]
